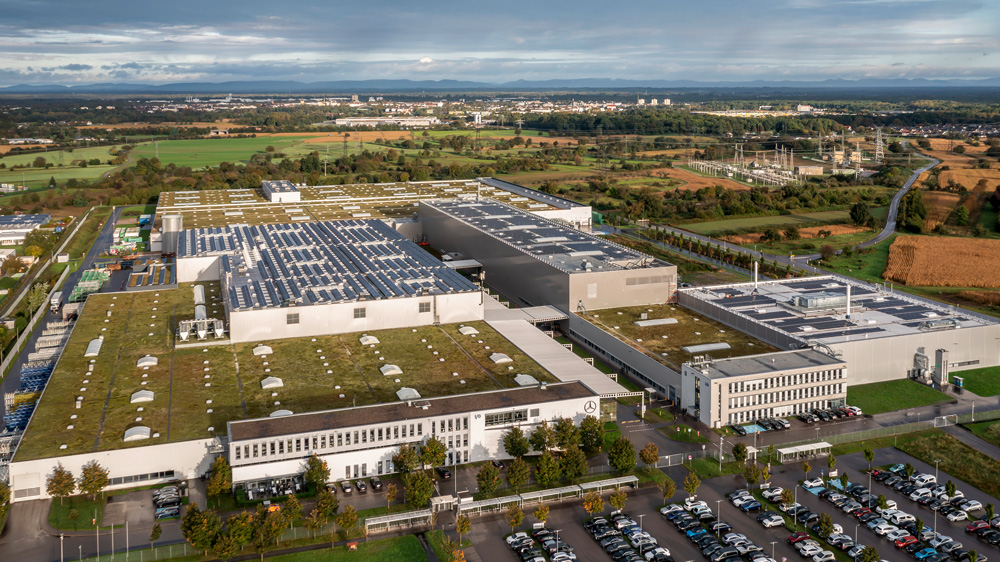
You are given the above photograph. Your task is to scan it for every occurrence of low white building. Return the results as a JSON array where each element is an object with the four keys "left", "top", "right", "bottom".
[
  {"left": 0, "top": 214, "right": 50, "bottom": 246},
  {"left": 227, "top": 381, "right": 598, "bottom": 485},
  {"left": 261, "top": 180, "right": 302, "bottom": 203}
]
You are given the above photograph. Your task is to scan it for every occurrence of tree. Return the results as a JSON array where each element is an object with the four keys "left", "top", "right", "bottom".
[
  {"left": 877, "top": 494, "right": 888, "bottom": 510},
  {"left": 507, "top": 457, "right": 530, "bottom": 492},
  {"left": 828, "top": 454, "right": 837, "bottom": 474},
  {"left": 820, "top": 245, "right": 836, "bottom": 261},
  {"left": 732, "top": 443, "right": 748, "bottom": 465},
  {"left": 816, "top": 513, "right": 834, "bottom": 538},
  {"left": 206, "top": 455, "right": 232, "bottom": 507},
  {"left": 914, "top": 518, "right": 923, "bottom": 537},
  {"left": 212, "top": 530, "right": 240, "bottom": 561},
  {"left": 449, "top": 549, "right": 466, "bottom": 562},
  {"left": 864, "top": 448, "right": 875, "bottom": 470},
  {"left": 533, "top": 505, "right": 549, "bottom": 527},
  {"left": 986, "top": 503, "right": 994, "bottom": 521},
  {"left": 502, "top": 427, "right": 530, "bottom": 459},
  {"left": 580, "top": 415, "right": 603, "bottom": 451},
  {"left": 850, "top": 201, "right": 874, "bottom": 227},
  {"left": 385, "top": 482, "right": 398, "bottom": 512},
  {"left": 955, "top": 205, "right": 970, "bottom": 226},
  {"left": 149, "top": 522, "right": 162, "bottom": 550},
  {"left": 303, "top": 509, "right": 324, "bottom": 538},
  {"left": 780, "top": 488, "right": 794, "bottom": 507},
  {"left": 46, "top": 464, "right": 75, "bottom": 505},
  {"left": 529, "top": 422, "right": 553, "bottom": 452},
  {"left": 535, "top": 450, "right": 561, "bottom": 486},
  {"left": 505, "top": 504, "right": 524, "bottom": 533},
  {"left": 336, "top": 504, "right": 358, "bottom": 535},
  {"left": 284, "top": 495, "right": 302, "bottom": 529},
  {"left": 839, "top": 473, "right": 849, "bottom": 490},
  {"left": 802, "top": 460, "right": 812, "bottom": 480},
  {"left": 314, "top": 488, "right": 339, "bottom": 520},
  {"left": 609, "top": 489, "right": 628, "bottom": 513},
  {"left": 0, "top": 253, "right": 21, "bottom": 275},
  {"left": 68, "top": 508, "right": 79, "bottom": 528},
  {"left": 302, "top": 454, "right": 330, "bottom": 490},
  {"left": 608, "top": 436, "right": 636, "bottom": 473},
  {"left": 27, "top": 282, "right": 48, "bottom": 313},
  {"left": 583, "top": 490, "right": 605, "bottom": 516},
  {"left": 421, "top": 436, "right": 447, "bottom": 469},
  {"left": 251, "top": 506, "right": 285, "bottom": 562},
  {"left": 639, "top": 442, "right": 659, "bottom": 467},
  {"left": 945, "top": 480, "right": 957, "bottom": 499},
  {"left": 456, "top": 513, "right": 471, "bottom": 543},
  {"left": 658, "top": 478, "right": 677, "bottom": 502},
  {"left": 477, "top": 462, "right": 501, "bottom": 496},
  {"left": 78, "top": 461, "right": 110, "bottom": 500},
  {"left": 227, "top": 512, "right": 254, "bottom": 551},
  {"left": 554, "top": 417, "right": 581, "bottom": 450},
  {"left": 904, "top": 463, "right": 915, "bottom": 478},
  {"left": 683, "top": 470, "right": 701, "bottom": 497},
  {"left": 181, "top": 503, "right": 222, "bottom": 556},
  {"left": 859, "top": 546, "right": 880, "bottom": 562},
  {"left": 404, "top": 470, "right": 434, "bottom": 508},
  {"left": 744, "top": 462, "right": 762, "bottom": 490},
  {"left": 560, "top": 445, "right": 587, "bottom": 480},
  {"left": 392, "top": 443, "right": 420, "bottom": 474}
]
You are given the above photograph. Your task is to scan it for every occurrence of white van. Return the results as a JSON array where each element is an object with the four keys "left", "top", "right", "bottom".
[
  {"left": 912, "top": 474, "right": 937, "bottom": 487},
  {"left": 889, "top": 511, "right": 915, "bottom": 525},
  {"left": 910, "top": 488, "right": 932, "bottom": 501}
]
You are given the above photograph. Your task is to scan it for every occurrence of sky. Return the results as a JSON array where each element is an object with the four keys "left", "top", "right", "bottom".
[{"left": 0, "top": 0, "right": 998, "bottom": 86}]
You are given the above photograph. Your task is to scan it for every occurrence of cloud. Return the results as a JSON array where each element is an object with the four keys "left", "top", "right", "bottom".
[{"left": 418, "top": 56, "right": 434, "bottom": 64}]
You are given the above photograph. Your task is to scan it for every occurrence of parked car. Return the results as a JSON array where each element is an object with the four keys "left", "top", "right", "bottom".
[
  {"left": 803, "top": 477, "right": 824, "bottom": 488},
  {"left": 788, "top": 532, "right": 810, "bottom": 544},
  {"left": 436, "top": 467, "right": 452, "bottom": 480},
  {"left": 340, "top": 481, "right": 353, "bottom": 494},
  {"left": 369, "top": 476, "right": 383, "bottom": 491}
]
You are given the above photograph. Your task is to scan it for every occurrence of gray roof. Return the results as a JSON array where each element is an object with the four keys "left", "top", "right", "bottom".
[
  {"left": 0, "top": 214, "right": 49, "bottom": 229},
  {"left": 424, "top": 199, "right": 672, "bottom": 274},
  {"left": 261, "top": 180, "right": 299, "bottom": 193},
  {"left": 178, "top": 220, "right": 479, "bottom": 311},
  {"left": 228, "top": 381, "right": 596, "bottom": 441},
  {"left": 693, "top": 349, "right": 846, "bottom": 379}
]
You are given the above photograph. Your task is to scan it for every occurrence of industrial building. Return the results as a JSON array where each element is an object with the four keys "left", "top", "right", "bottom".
[
  {"left": 227, "top": 381, "right": 598, "bottom": 487},
  {"left": 0, "top": 214, "right": 50, "bottom": 245},
  {"left": 175, "top": 220, "right": 484, "bottom": 342},
  {"left": 420, "top": 199, "right": 677, "bottom": 312}
]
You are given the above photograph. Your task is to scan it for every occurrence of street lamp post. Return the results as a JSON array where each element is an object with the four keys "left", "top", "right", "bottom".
[
  {"left": 771, "top": 541, "right": 777, "bottom": 559},
  {"left": 60, "top": 533, "right": 64, "bottom": 562},
  {"left": 934, "top": 459, "right": 941, "bottom": 483},
  {"left": 638, "top": 514, "right": 644, "bottom": 532}
]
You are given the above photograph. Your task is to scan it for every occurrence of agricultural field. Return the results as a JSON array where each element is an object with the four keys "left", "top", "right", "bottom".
[
  {"left": 883, "top": 234, "right": 1000, "bottom": 287},
  {"left": 921, "top": 190, "right": 962, "bottom": 231},
  {"left": 0, "top": 144, "right": 123, "bottom": 187},
  {"left": 680, "top": 210, "right": 853, "bottom": 235},
  {"left": 129, "top": 136, "right": 317, "bottom": 168}
]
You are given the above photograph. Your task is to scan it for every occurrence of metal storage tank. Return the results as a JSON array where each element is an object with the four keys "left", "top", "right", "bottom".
[{"left": 161, "top": 214, "right": 183, "bottom": 254}]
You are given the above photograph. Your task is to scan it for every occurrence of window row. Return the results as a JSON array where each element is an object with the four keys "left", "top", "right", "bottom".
[
  {"left": 727, "top": 369, "right": 844, "bottom": 395},
  {"left": 729, "top": 384, "right": 844, "bottom": 409}
]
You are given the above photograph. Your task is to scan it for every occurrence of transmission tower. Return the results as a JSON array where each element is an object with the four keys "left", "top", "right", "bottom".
[{"left": 874, "top": 127, "right": 885, "bottom": 164}]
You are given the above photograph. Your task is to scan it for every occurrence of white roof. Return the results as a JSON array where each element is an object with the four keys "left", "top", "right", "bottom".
[
  {"left": 123, "top": 426, "right": 151, "bottom": 442},
  {"left": 396, "top": 387, "right": 421, "bottom": 401},
  {"left": 681, "top": 342, "right": 732, "bottom": 354},
  {"left": 130, "top": 390, "right": 155, "bottom": 403},
  {"left": 260, "top": 376, "right": 284, "bottom": 389},
  {"left": 85, "top": 338, "right": 103, "bottom": 357},
  {"left": 380, "top": 364, "right": 403, "bottom": 376}
]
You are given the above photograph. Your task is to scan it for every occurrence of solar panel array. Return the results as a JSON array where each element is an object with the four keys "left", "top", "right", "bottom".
[
  {"left": 182, "top": 220, "right": 479, "bottom": 311},
  {"left": 428, "top": 199, "right": 672, "bottom": 273}
]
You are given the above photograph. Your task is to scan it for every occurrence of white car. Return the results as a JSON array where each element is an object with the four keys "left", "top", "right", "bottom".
[
  {"left": 551, "top": 554, "right": 577, "bottom": 562},
  {"left": 723, "top": 533, "right": 748, "bottom": 546},
  {"left": 813, "top": 551, "right": 836, "bottom": 562},
  {"left": 875, "top": 501, "right": 898, "bottom": 513},
  {"left": 506, "top": 532, "right": 529, "bottom": 546},
  {"left": 763, "top": 487, "right": 785, "bottom": 501},
  {"left": 761, "top": 515, "right": 784, "bottom": 528},
  {"left": 910, "top": 489, "right": 932, "bottom": 501},
  {"left": 886, "top": 530, "right": 911, "bottom": 542},
  {"left": 960, "top": 500, "right": 983, "bottom": 512},
  {"left": 781, "top": 502, "right": 803, "bottom": 513},
  {"left": 799, "top": 545, "right": 823, "bottom": 558},
  {"left": 661, "top": 504, "right": 684, "bottom": 515},
  {"left": 929, "top": 536, "right": 953, "bottom": 548},
  {"left": 685, "top": 497, "right": 708, "bottom": 510},
  {"left": 645, "top": 548, "right": 671, "bottom": 561},
  {"left": 946, "top": 510, "right": 968, "bottom": 522},
  {"left": 873, "top": 523, "right": 898, "bottom": 536},
  {"left": 796, "top": 540, "right": 821, "bottom": 552},
  {"left": 803, "top": 477, "right": 824, "bottom": 488}
]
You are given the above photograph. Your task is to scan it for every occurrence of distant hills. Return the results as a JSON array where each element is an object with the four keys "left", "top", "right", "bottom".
[{"left": 2, "top": 77, "right": 1000, "bottom": 95}]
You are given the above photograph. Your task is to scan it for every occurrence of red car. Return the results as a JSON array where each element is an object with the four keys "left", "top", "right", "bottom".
[
  {"left": 852, "top": 508, "right": 872, "bottom": 519},
  {"left": 787, "top": 532, "right": 810, "bottom": 544},
  {"left": 966, "top": 520, "right": 990, "bottom": 533},
  {"left": 895, "top": 536, "right": 919, "bottom": 549}
]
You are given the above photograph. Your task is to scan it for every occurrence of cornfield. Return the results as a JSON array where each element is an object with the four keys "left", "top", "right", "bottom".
[{"left": 884, "top": 235, "right": 1000, "bottom": 287}]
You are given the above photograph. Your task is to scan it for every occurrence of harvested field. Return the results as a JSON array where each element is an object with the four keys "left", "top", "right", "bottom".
[
  {"left": 883, "top": 234, "right": 1000, "bottom": 287},
  {"left": 78, "top": 121, "right": 233, "bottom": 130},
  {"left": 0, "top": 144, "right": 50, "bottom": 154},
  {"left": 939, "top": 168, "right": 1000, "bottom": 191},
  {"left": 723, "top": 224, "right": 868, "bottom": 244},
  {"left": 653, "top": 166, "right": 751, "bottom": 191},
  {"left": 956, "top": 290, "right": 1000, "bottom": 306},
  {"left": 922, "top": 191, "right": 961, "bottom": 230}
]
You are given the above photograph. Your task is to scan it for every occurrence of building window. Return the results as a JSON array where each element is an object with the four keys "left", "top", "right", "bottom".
[
  {"left": 419, "top": 302, "right": 431, "bottom": 313},
  {"left": 286, "top": 313, "right": 299, "bottom": 325},
  {"left": 485, "top": 410, "right": 528, "bottom": 427},
  {"left": 354, "top": 308, "right": 366, "bottom": 319}
]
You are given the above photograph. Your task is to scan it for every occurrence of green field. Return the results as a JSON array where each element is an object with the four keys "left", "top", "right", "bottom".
[
  {"left": 266, "top": 535, "right": 427, "bottom": 562},
  {"left": 897, "top": 431, "right": 1000, "bottom": 498},
  {"left": 819, "top": 233, "right": 895, "bottom": 283},
  {"left": 749, "top": 230, "right": 877, "bottom": 257},
  {"left": 681, "top": 211, "right": 853, "bottom": 235},
  {"left": 0, "top": 165, "right": 116, "bottom": 188},
  {"left": 950, "top": 365, "right": 1000, "bottom": 396},
  {"left": 845, "top": 379, "right": 953, "bottom": 415},
  {"left": 130, "top": 136, "right": 316, "bottom": 168},
  {"left": 964, "top": 419, "right": 1000, "bottom": 447}
]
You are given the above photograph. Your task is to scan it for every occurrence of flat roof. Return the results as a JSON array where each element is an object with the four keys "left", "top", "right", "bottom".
[
  {"left": 680, "top": 276, "right": 997, "bottom": 346},
  {"left": 262, "top": 180, "right": 299, "bottom": 193},
  {"left": 424, "top": 199, "right": 672, "bottom": 274},
  {"left": 178, "top": 220, "right": 478, "bottom": 311},
  {"left": 691, "top": 349, "right": 846, "bottom": 380},
  {"left": 229, "top": 381, "right": 595, "bottom": 441},
  {"left": 155, "top": 179, "right": 565, "bottom": 228},
  {"left": 0, "top": 214, "right": 49, "bottom": 228}
]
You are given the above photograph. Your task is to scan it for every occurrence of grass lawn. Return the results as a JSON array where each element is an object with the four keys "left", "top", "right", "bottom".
[
  {"left": 680, "top": 211, "right": 852, "bottom": 236},
  {"left": 426, "top": 529, "right": 471, "bottom": 561},
  {"left": 130, "top": 137, "right": 316, "bottom": 168},
  {"left": 689, "top": 457, "right": 744, "bottom": 480},
  {"left": 662, "top": 424, "right": 709, "bottom": 443},
  {"left": 818, "top": 234, "right": 895, "bottom": 283},
  {"left": 266, "top": 535, "right": 426, "bottom": 561},
  {"left": 603, "top": 421, "right": 622, "bottom": 451},
  {"left": 896, "top": 431, "right": 1000, "bottom": 498},
  {"left": 964, "top": 419, "right": 1000, "bottom": 447},
  {"left": 950, "top": 365, "right": 1000, "bottom": 397},
  {"left": 643, "top": 408, "right": 674, "bottom": 424},
  {"left": 751, "top": 230, "right": 878, "bottom": 257},
  {"left": 49, "top": 495, "right": 105, "bottom": 531},
  {"left": 845, "top": 379, "right": 952, "bottom": 415}
]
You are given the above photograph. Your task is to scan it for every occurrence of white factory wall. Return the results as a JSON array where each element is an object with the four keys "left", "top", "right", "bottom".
[
  {"left": 176, "top": 256, "right": 222, "bottom": 283},
  {"left": 10, "top": 438, "right": 216, "bottom": 502},
  {"left": 227, "top": 291, "right": 484, "bottom": 343},
  {"left": 568, "top": 267, "right": 675, "bottom": 312}
]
